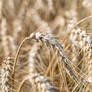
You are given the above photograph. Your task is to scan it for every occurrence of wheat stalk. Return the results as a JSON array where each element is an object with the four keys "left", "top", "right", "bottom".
[{"left": 0, "top": 18, "right": 9, "bottom": 57}]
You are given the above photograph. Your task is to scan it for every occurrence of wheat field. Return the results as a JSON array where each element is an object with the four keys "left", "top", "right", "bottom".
[{"left": 0, "top": 0, "right": 92, "bottom": 92}]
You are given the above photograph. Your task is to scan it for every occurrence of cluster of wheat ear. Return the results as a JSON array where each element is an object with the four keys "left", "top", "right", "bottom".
[{"left": 0, "top": 0, "right": 92, "bottom": 92}]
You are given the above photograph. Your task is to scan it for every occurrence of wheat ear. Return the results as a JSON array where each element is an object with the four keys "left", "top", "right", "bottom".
[
  {"left": 70, "top": 28, "right": 92, "bottom": 91},
  {"left": 13, "top": 32, "right": 77, "bottom": 89},
  {"left": 1, "top": 57, "right": 13, "bottom": 92}
]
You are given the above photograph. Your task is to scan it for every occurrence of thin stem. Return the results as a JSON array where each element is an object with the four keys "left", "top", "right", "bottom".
[
  {"left": 17, "top": 77, "right": 28, "bottom": 92},
  {"left": 12, "top": 37, "right": 32, "bottom": 92}
]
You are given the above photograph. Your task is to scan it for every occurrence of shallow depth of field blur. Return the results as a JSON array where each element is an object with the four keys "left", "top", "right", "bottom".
[{"left": 0, "top": 0, "right": 92, "bottom": 92}]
